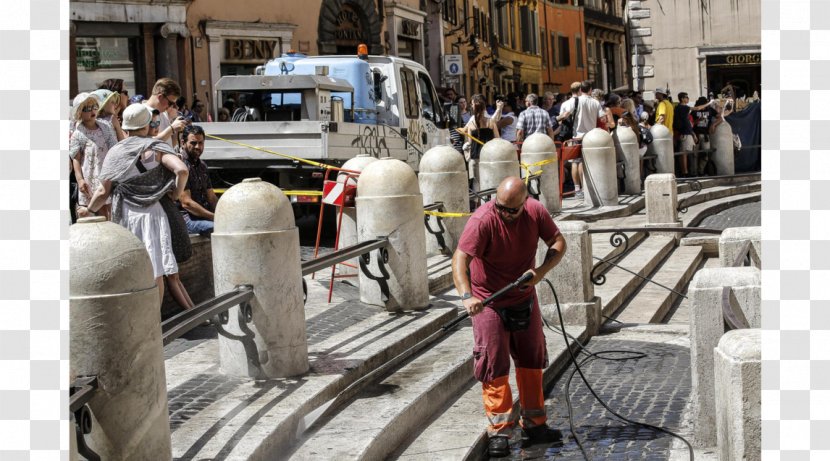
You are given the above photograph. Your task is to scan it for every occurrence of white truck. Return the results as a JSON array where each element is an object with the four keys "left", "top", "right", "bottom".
[{"left": 197, "top": 53, "right": 452, "bottom": 214}]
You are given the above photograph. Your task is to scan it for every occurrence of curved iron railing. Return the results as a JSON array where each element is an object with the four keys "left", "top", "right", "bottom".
[
  {"left": 677, "top": 180, "right": 703, "bottom": 214},
  {"left": 70, "top": 376, "right": 100, "bottom": 461},
  {"left": 722, "top": 240, "right": 756, "bottom": 330}
]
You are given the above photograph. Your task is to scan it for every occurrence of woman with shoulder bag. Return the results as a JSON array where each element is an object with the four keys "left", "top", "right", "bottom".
[
  {"left": 84, "top": 104, "right": 195, "bottom": 311},
  {"left": 459, "top": 94, "right": 501, "bottom": 193}
]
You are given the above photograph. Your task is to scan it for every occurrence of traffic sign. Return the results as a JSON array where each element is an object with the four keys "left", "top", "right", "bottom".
[{"left": 444, "top": 55, "right": 464, "bottom": 76}]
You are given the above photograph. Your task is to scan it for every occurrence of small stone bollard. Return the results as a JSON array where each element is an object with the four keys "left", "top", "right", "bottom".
[
  {"left": 645, "top": 174, "right": 682, "bottom": 241},
  {"left": 581, "top": 128, "right": 619, "bottom": 207},
  {"left": 521, "top": 133, "right": 560, "bottom": 212},
  {"left": 70, "top": 217, "right": 171, "bottom": 460},
  {"left": 719, "top": 227, "right": 761, "bottom": 268},
  {"left": 537, "top": 221, "right": 601, "bottom": 336},
  {"left": 614, "top": 125, "right": 642, "bottom": 194},
  {"left": 479, "top": 138, "right": 520, "bottom": 193},
  {"left": 688, "top": 267, "right": 761, "bottom": 447},
  {"left": 357, "top": 158, "right": 429, "bottom": 311},
  {"left": 336, "top": 155, "right": 378, "bottom": 277},
  {"left": 419, "top": 146, "right": 469, "bottom": 256},
  {"left": 213, "top": 178, "right": 308, "bottom": 378},
  {"left": 648, "top": 124, "right": 673, "bottom": 175},
  {"left": 715, "top": 328, "right": 761, "bottom": 461},
  {"left": 710, "top": 120, "right": 735, "bottom": 175}
]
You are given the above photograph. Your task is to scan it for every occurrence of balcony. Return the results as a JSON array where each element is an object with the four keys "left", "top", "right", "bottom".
[{"left": 583, "top": 6, "right": 624, "bottom": 29}]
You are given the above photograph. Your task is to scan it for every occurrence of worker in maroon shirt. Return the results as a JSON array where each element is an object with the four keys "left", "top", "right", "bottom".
[{"left": 452, "top": 176, "right": 567, "bottom": 457}]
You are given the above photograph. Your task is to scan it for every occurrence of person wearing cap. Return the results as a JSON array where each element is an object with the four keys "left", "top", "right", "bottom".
[
  {"left": 92, "top": 89, "right": 126, "bottom": 141},
  {"left": 70, "top": 92, "right": 118, "bottom": 220},
  {"left": 85, "top": 103, "right": 195, "bottom": 310},
  {"left": 654, "top": 88, "right": 674, "bottom": 136}
]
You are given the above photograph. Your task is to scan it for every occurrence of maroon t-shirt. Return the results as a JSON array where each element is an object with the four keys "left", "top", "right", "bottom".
[{"left": 457, "top": 198, "right": 560, "bottom": 308}]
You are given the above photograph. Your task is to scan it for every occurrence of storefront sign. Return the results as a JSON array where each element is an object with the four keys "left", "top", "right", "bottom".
[
  {"left": 707, "top": 53, "right": 761, "bottom": 67},
  {"left": 225, "top": 39, "right": 278, "bottom": 62}
]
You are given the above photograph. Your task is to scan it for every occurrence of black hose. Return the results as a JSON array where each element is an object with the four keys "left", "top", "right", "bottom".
[{"left": 540, "top": 278, "right": 694, "bottom": 461}]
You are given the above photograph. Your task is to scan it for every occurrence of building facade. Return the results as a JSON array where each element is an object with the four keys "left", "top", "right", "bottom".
[
  {"left": 539, "top": 0, "right": 588, "bottom": 95},
  {"left": 583, "top": 0, "right": 627, "bottom": 92},
  {"left": 628, "top": 0, "right": 761, "bottom": 100}
]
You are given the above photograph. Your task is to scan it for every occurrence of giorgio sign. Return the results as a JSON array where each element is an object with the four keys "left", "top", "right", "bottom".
[{"left": 707, "top": 53, "right": 761, "bottom": 67}]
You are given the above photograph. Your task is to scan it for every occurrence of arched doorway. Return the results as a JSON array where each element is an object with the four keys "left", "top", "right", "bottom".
[{"left": 318, "top": 0, "right": 383, "bottom": 55}]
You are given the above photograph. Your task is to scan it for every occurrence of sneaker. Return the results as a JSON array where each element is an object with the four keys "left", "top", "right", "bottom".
[
  {"left": 521, "top": 424, "right": 563, "bottom": 447},
  {"left": 488, "top": 434, "right": 510, "bottom": 457},
  {"left": 575, "top": 190, "right": 584, "bottom": 199}
]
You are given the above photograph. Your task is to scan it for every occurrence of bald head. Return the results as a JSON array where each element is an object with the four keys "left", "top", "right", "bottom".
[{"left": 494, "top": 177, "right": 528, "bottom": 223}]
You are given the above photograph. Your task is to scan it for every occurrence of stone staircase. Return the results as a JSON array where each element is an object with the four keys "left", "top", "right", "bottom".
[{"left": 162, "top": 174, "right": 759, "bottom": 460}]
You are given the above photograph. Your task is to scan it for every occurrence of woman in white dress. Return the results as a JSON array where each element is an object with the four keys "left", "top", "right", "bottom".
[{"left": 83, "top": 104, "right": 195, "bottom": 309}]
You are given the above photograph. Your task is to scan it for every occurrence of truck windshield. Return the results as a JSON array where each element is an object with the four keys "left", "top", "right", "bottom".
[{"left": 219, "top": 90, "right": 355, "bottom": 122}]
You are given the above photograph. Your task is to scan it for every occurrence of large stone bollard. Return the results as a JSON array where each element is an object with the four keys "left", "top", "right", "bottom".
[
  {"left": 715, "top": 329, "right": 761, "bottom": 461},
  {"left": 213, "top": 178, "right": 308, "bottom": 378},
  {"left": 688, "top": 267, "right": 761, "bottom": 446},
  {"left": 581, "top": 128, "right": 619, "bottom": 207},
  {"left": 521, "top": 133, "right": 560, "bottom": 212},
  {"left": 710, "top": 120, "right": 735, "bottom": 175},
  {"left": 70, "top": 217, "right": 171, "bottom": 460},
  {"left": 614, "top": 125, "right": 642, "bottom": 194},
  {"left": 479, "top": 138, "right": 520, "bottom": 193},
  {"left": 537, "top": 221, "right": 602, "bottom": 336},
  {"left": 336, "top": 155, "right": 378, "bottom": 277},
  {"left": 719, "top": 226, "right": 761, "bottom": 268},
  {"left": 357, "top": 158, "right": 429, "bottom": 311},
  {"left": 419, "top": 146, "right": 469, "bottom": 256},
  {"left": 648, "top": 124, "right": 673, "bottom": 174}
]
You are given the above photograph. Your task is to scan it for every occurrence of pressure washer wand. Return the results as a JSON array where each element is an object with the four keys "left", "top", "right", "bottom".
[
  {"left": 441, "top": 271, "right": 534, "bottom": 331},
  {"left": 296, "top": 272, "right": 533, "bottom": 439}
]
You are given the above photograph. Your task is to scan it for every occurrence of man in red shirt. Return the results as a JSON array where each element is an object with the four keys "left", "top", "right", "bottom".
[{"left": 452, "top": 176, "right": 567, "bottom": 457}]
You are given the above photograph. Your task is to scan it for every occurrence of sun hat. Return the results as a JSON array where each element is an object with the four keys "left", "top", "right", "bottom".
[
  {"left": 71, "top": 92, "right": 100, "bottom": 121},
  {"left": 121, "top": 103, "right": 153, "bottom": 130},
  {"left": 91, "top": 89, "right": 120, "bottom": 115}
]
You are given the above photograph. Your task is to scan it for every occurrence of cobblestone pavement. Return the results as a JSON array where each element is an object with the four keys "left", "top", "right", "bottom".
[
  {"left": 168, "top": 373, "right": 247, "bottom": 431},
  {"left": 507, "top": 335, "right": 691, "bottom": 460},
  {"left": 691, "top": 201, "right": 760, "bottom": 234}
]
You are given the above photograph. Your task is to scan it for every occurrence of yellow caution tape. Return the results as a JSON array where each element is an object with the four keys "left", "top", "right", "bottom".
[
  {"left": 424, "top": 210, "right": 472, "bottom": 218},
  {"left": 519, "top": 157, "right": 558, "bottom": 184},
  {"left": 456, "top": 128, "right": 485, "bottom": 146},
  {"left": 203, "top": 133, "right": 339, "bottom": 170}
]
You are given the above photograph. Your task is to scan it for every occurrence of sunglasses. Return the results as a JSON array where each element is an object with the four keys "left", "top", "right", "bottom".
[
  {"left": 149, "top": 120, "right": 161, "bottom": 129},
  {"left": 494, "top": 201, "right": 524, "bottom": 215},
  {"left": 164, "top": 95, "right": 178, "bottom": 107},
  {"left": 81, "top": 105, "right": 99, "bottom": 113}
]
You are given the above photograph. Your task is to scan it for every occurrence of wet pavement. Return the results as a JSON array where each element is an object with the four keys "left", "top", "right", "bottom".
[{"left": 505, "top": 335, "right": 690, "bottom": 460}]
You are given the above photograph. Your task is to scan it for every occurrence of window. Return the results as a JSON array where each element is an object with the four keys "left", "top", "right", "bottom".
[
  {"left": 418, "top": 72, "right": 445, "bottom": 125},
  {"left": 473, "top": 7, "right": 480, "bottom": 37},
  {"left": 550, "top": 31, "right": 557, "bottom": 67},
  {"left": 76, "top": 36, "right": 141, "bottom": 94},
  {"left": 520, "top": 6, "right": 532, "bottom": 53},
  {"left": 400, "top": 67, "right": 419, "bottom": 119},
  {"left": 558, "top": 35, "right": 570, "bottom": 67},
  {"left": 576, "top": 36, "right": 584, "bottom": 68},
  {"left": 442, "top": 0, "right": 458, "bottom": 24},
  {"left": 540, "top": 28, "right": 547, "bottom": 68}
]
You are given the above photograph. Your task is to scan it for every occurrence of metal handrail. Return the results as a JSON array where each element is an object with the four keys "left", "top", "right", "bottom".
[
  {"left": 161, "top": 286, "right": 255, "bottom": 346},
  {"left": 730, "top": 239, "right": 755, "bottom": 268},
  {"left": 722, "top": 286, "right": 751, "bottom": 330},
  {"left": 469, "top": 187, "right": 496, "bottom": 201},
  {"left": 70, "top": 376, "right": 101, "bottom": 461},
  {"left": 587, "top": 226, "right": 724, "bottom": 235},
  {"left": 70, "top": 376, "right": 98, "bottom": 414},
  {"left": 301, "top": 238, "right": 389, "bottom": 276},
  {"left": 423, "top": 201, "right": 445, "bottom": 212}
]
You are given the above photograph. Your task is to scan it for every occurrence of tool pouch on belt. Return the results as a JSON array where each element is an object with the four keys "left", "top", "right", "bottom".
[{"left": 495, "top": 298, "right": 534, "bottom": 331}]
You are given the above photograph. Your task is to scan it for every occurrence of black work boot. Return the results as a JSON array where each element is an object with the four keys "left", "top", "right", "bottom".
[
  {"left": 488, "top": 434, "right": 510, "bottom": 457},
  {"left": 521, "top": 424, "right": 563, "bottom": 447}
]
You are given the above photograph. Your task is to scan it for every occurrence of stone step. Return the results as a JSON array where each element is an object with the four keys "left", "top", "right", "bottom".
[
  {"left": 391, "top": 323, "right": 589, "bottom": 460},
  {"left": 286, "top": 321, "right": 475, "bottom": 460},
  {"left": 594, "top": 236, "right": 676, "bottom": 319},
  {"left": 613, "top": 245, "right": 704, "bottom": 325},
  {"left": 591, "top": 229, "right": 648, "bottom": 275},
  {"left": 167, "top": 285, "right": 459, "bottom": 460},
  {"left": 664, "top": 256, "right": 721, "bottom": 325}
]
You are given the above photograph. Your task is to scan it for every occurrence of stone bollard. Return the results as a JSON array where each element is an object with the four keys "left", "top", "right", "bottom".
[
  {"left": 213, "top": 178, "right": 308, "bottom": 378},
  {"left": 357, "top": 158, "right": 429, "bottom": 311},
  {"left": 521, "top": 133, "right": 560, "bottom": 212},
  {"left": 537, "top": 221, "right": 602, "bottom": 336},
  {"left": 648, "top": 124, "right": 673, "bottom": 175},
  {"left": 715, "top": 328, "right": 761, "bottom": 461},
  {"left": 581, "top": 128, "right": 619, "bottom": 207},
  {"left": 70, "top": 217, "right": 171, "bottom": 460},
  {"left": 479, "top": 138, "right": 520, "bottom": 193},
  {"left": 336, "top": 155, "right": 378, "bottom": 277},
  {"left": 710, "top": 120, "right": 735, "bottom": 175},
  {"left": 645, "top": 174, "right": 682, "bottom": 241},
  {"left": 719, "top": 226, "right": 761, "bottom": 268},
  {"left": 614, "top": 125, "right": 642, "bottom": 194},
  {"left": 419, "top": 146, "right": 469, "bottom": 256},
  {"left": 688, "top": 267, "right": 761, "bottom": 446}
]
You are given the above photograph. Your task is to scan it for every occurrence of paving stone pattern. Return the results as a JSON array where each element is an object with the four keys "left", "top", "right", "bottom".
[
  {"left": 508, "top": 336, "right": 690, "bottom": 460},
  {"left": 168, "top": 373, "right": 247, "bottom": 432},
  {"left": 691, "top": 202, "right": 760, "bottom": 234}
]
